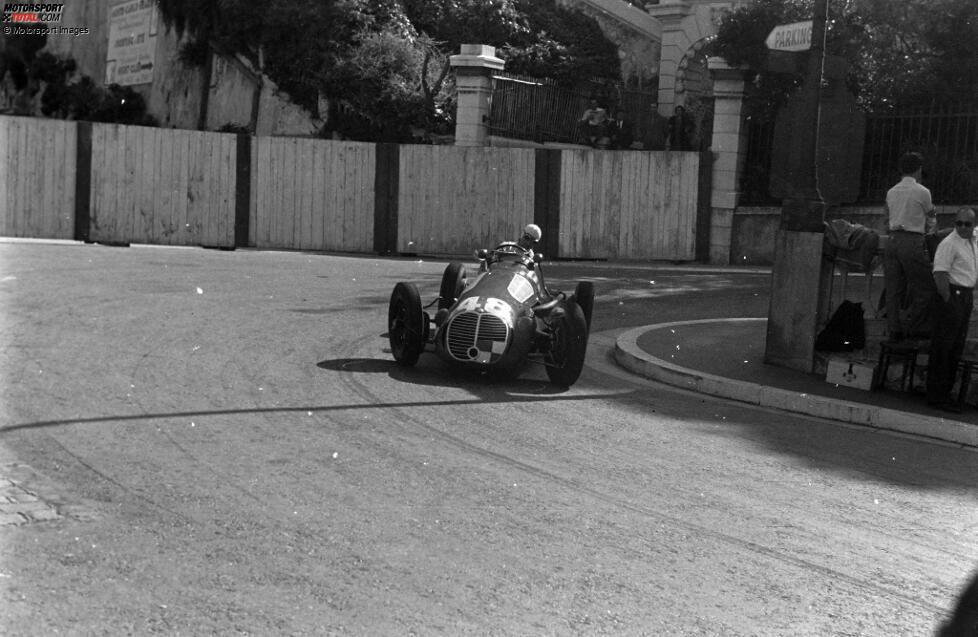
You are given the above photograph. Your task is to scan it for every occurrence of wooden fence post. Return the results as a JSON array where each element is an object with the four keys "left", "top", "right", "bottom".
[
  {"left": 534, "top": 149, "right": 561, "bottom": 259},
  {"left": 373, "top": 143, "right": 399, "bottom": 255},
  {"left": 234, "top": 133, "right": 251, "bottom": 248},
  {"left": 74, "top": 121, "right": 92, "bottom": 243}
]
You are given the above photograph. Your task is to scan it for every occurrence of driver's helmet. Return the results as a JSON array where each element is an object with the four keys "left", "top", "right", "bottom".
[{"left": 517, "top": 224, "right": 542, "bottom": 250}]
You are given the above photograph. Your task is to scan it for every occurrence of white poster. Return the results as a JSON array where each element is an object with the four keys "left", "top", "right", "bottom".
[{"left": 106, "top": 0, "right": 158, "bottom": 86}]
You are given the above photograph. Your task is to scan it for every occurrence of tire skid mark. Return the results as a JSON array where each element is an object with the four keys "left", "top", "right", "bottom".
[
  {"left": 413, "top": 407, "right": 948, "bottom": 614},
  {"left": 342, "top": 336, "right": 949, "bottom": 616},
  {"left": 126, "top": 332, "right": 267, "bottom": 506},
  {"left": 42, "top": 432, "right": 194, "bottom": 524}
]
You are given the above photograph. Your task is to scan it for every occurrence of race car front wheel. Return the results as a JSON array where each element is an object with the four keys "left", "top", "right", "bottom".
[
  {"left": 389, "top": 282, "right": 425, "bottom": 366},
  {"left": 545, "top": 301, "right": 588, "bottom": 387},
  {"left": 439, "top": 262, "right": 466, "bottom": 310},
  {"left": 571, "top": 281, "right": 594, "bottom": 331}
]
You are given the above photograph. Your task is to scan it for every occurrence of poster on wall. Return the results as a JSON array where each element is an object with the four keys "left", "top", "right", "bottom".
[{"left": 106, "top": 0, "right": 159, "bottom": 86}]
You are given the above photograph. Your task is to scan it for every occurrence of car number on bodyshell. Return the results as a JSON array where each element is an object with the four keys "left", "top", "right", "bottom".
[{"left": 455, "top": 296, "right": 515, "bottom": 327}]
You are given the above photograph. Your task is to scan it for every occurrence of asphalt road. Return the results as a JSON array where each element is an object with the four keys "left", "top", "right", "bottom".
[{"left": 1, "top": 241, "right": 976, "bottom": 636}]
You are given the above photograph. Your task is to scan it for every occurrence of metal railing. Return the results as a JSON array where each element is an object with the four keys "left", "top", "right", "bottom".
[
  {"left": 741, "top": 103, "right": 978, "bottom": 205},
  {"left": 488, "top": 72, "right": 656, "bottom": 146},
  {"left": 859, "top": 105, "right": 978, "bottom": 204}
]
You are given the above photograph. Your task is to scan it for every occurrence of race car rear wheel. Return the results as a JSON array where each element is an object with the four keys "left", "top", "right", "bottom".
[
  {"left": 545, "top": 301, "right": 589, "bottom": 387},
  {"left": 571, "top": 281, "right": 595, "bottom": 331},
  {"left": 389, "top": 282, "right": 425, "bottom": 367},
  {"left": 439, "top": 262, "right": 466, "bottom": 310}
]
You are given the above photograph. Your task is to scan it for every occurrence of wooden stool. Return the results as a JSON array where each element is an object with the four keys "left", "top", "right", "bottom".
[
  {"left": 955, "top": 356, "right": 978, "bottom": 408},
  {"left": 875, "top": 340, "right": 923, "bottom": 392}
]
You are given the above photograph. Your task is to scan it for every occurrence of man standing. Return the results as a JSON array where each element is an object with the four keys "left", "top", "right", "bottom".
[
  {"left": 884, "top": 151, "right": 937, "bottom": 341},
  {"left": 926, "top": 207, "right": 977, "bottom": 412},
  {"left": 667, "top": 105, "right": 694, "bottom": 151}
]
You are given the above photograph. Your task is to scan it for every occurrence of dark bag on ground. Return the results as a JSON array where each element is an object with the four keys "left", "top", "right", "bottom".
[{"left": 816, "top": 300, "right": 865, "bottom": 352}]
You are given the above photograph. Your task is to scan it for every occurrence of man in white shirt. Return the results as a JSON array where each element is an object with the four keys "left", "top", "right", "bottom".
[
  {"left": 884, "top": 152, "right": 938, "bottom": 341},
  {"left": 926, "top": 207, "right": 978, "bottom": 412}
]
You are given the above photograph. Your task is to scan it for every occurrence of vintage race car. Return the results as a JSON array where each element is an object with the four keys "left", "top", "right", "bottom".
[{"left": 387, "top": 225, "right": 594, "bottom": 387}]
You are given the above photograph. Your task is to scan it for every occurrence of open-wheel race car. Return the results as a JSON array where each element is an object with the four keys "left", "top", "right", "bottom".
[{"left": 387, "top": 224, "right": 594, "bottom": 387}]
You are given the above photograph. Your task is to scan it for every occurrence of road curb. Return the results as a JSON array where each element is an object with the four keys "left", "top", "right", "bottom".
[{"left": 614, "top": 318, "right": 978, "bottom": 448}]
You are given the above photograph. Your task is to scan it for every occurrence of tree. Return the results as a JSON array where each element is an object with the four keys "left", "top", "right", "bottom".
[
  {"left": 157, "top": 0, "right": 621, "bottom": 141},
  {"left": 708, "top": 0, "right": 978, "bottom": 112}
]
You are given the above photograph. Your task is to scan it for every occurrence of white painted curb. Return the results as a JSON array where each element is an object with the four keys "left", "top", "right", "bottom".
[{"left": 614, "top": 318, "right": 978, "bottom": 448}]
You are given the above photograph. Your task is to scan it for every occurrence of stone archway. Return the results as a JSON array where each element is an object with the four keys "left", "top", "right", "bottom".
[
  {"left": 647, "top": 0, "right": 741, "bottom": 118},
  {"left": 674, "top": 37, "right": 715, "bottom": 151}
]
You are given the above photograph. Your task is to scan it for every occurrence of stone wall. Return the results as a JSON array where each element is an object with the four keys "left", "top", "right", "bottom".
[
  {"left": 33, "top": 0, "right": 318, "bottom": 135},
  {"left": 730, "top": 205, "right": 972, "bottom": 265}
]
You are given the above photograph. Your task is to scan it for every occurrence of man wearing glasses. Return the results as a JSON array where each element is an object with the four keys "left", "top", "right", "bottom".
[{"left": 926, "top": 207, "right": 978, "bottom": 412}]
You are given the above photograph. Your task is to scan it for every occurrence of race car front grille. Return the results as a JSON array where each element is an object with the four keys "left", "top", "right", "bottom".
[{"left": 446, "top": 311, "right": 509, "bottom": 361}]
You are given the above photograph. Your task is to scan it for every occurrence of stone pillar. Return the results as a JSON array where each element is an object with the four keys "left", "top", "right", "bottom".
[
  {"left": 646, "top": 0, "right": 693, "bottom": 116},
  {"left": 450, "top": 44, "right": 505, "bottom": 147},
  {"left": 707, "top": 57, "right": 749, "bottom": 265}
]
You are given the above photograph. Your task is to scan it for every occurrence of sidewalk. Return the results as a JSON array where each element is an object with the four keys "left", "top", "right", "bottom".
[{"left": 614, "top": 318, "right": 978, "bottom": 448}]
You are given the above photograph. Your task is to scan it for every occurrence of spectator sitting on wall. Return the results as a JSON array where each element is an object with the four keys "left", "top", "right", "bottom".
[
  {"left": 579, "top": 99, "right": 608, "bottom": 147},
  {"left": 666, "top": 104, "right": 694, "bottom": 151}
]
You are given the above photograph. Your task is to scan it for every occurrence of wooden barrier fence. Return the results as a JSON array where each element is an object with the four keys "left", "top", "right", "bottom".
[
  {"left": 89, "top": 125, "right": 237, "bottom": 247},
  {"left": 396, "top": 145, "right": 536, "bottom": 256},
  {"left": 559, "top": 150, "right": 699, "bottom": 260},
  {"left": 251, "top": 137, "right": 375, "bottom": 253},
  {"left": 0, "top": 116, "right": 77, "bottom": 239},
  {"left": 0, "top": 115, "right": 705, "bottom": 261}
]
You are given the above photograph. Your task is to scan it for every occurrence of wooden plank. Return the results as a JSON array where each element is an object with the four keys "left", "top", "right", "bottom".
[
  {"left": 43, "top": 120, "right": 57, "bottom": 237},
  {"left": 0, "top": 119, "right": 9, "bottom": 235},
  {"left": 10, "top": 118, "right": 26, "bottom": 237},
  {"left": 360, "top": 143, "right": 375, "bottom": 252},
  {"left": 174, "top": 129, "right": 192, "bottom": 245},
  {"left": 321, "top": 140, "right": 334, "bottom": 250},
  {"left": 214, "top": 133, "right": 227, "bottom": 245},
  {"left": 266, "top": 136, "right": 279, "bottom": 248},
  {"left": 252, "top": 137, "right": 266, "bottom": 247},
  {"left": 204, "top": 132, "right": 221, "bottom": 245},
  {"left": 88, "top": 124, "right": 102, "bottom": 241},
  {"left": 142, "top": 127, "right": 159, "bottom": 242},
  {"left": 101, "top": 124, "right": 120, "bottom": 241},
  {"left": 263, "top": 137, "right": 274, "bottom": 248},
  {"left": 93, "top": 123, "right": 109, "bottom": 242},
  {"left": 206, "top": 132, "right": 221, "bottom": 245},
  {"left": 156, "top": 126, "right": 173, "bottom": 244},
  {"left": 208, "top": 131, "right": 224, "bottom": 245},
  {"left": 221, "top": 132, "right": 234, "bottom": 246},
  {"left": 4, "top": 118, "right": 18, "bottom": 236},
  {"left": 57, "top": 121, "right": 75, "bottom": 239},
  {"left": 338, "top": 141, "right": 351, "bottom": 251},
  {"left": 16, "top": 118, "right": 28, "bottom": 237},
  {"left": 344, "top": 142, "right": 359, "bottom": 251},
  {"left": 298, "top": 139, "right": 314, "bottom": 250},
  {"left": 249, "top": 136, "right": 261, "bottom": 248},
  {"left": 120, "top": 125, "right": 136, "bottom": 242},
  {"left": 222, "top": 133, "right": 235, "bottom": 246},
  {"left": 271, "top": 137, "right": 285, "bottom": 249},
  {"left": 37, "top": 120, "right": 54, "bottom": 237},
  {"left": 22, "top": 118, "right": 37, "bottom": 238},
  {"left": 189, "top": 129, "right": 206, "bottom": 244},
  {"left": 307, "top": 141, "right": 322, "bottom": 251}
]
